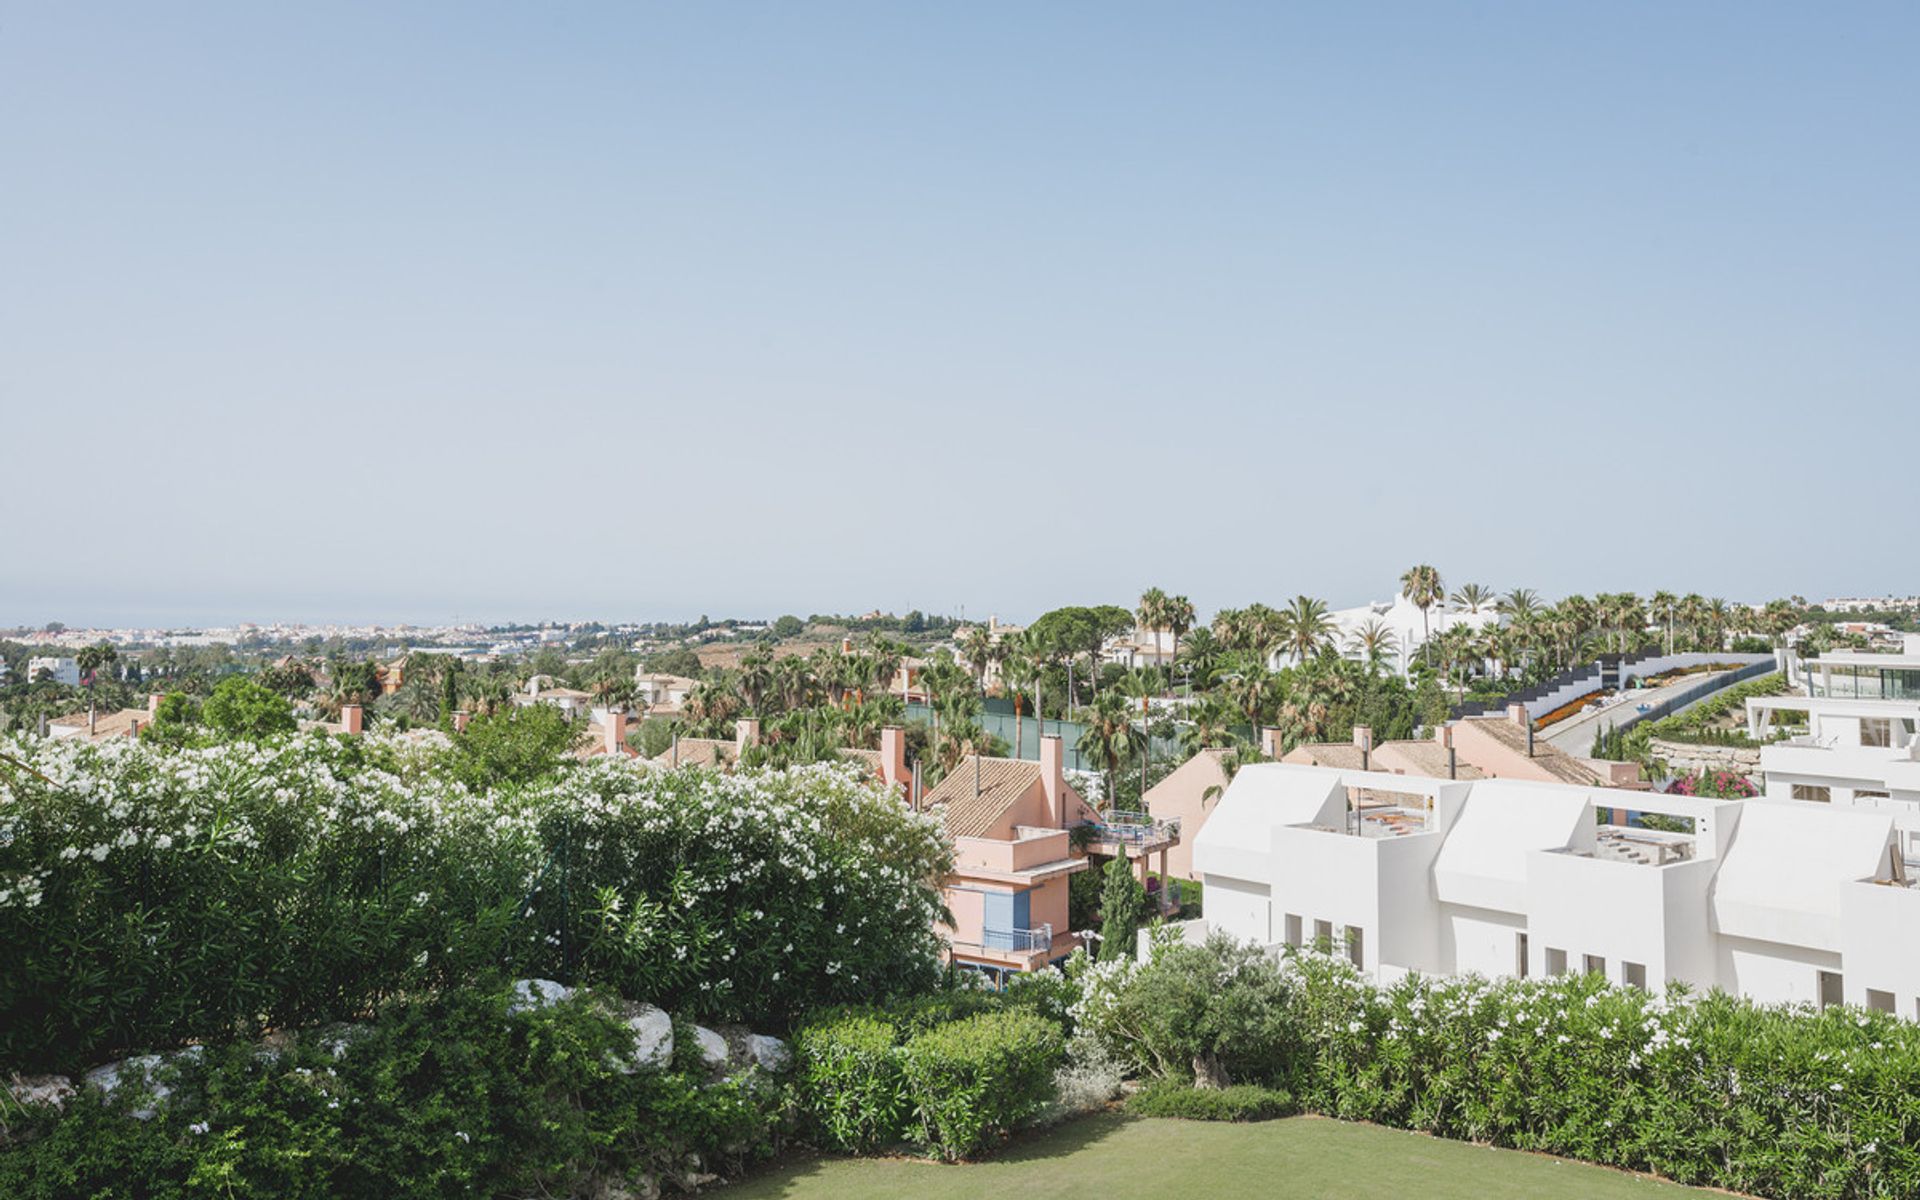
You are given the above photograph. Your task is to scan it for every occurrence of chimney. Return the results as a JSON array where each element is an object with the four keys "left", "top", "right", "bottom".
[
  {"left": 735, "top": 718, "right": 760, "bottom": 755},
  {"left": 342, "top": 704, "right": 363, "bottom": 735},
  {"left": 1040, "top": 735, "right": 1066, "bottom": 827},
  {"left": 603, "top": 708, "right": 626, "bottom": 756},
  {"left": 1436, "top": 725, "right": 1456, "bottom": 779},
  {"left": 452, "top": 710, "right": 470, "bottom": 733},
  {"left": 841, "top": 637, "right": 854, "bottom": 654},
  {"left": 1353, "top": 725, "right": 1373, "bottom": 771},
  {"left": 148, "top": 692, "right": 164, "bottom": 717},
  {"left": 1260, "top": 726, "right": 1283, "bottom": 759},
  {"left": 880, "top": 725, "right": 906, "bottom": 795}
]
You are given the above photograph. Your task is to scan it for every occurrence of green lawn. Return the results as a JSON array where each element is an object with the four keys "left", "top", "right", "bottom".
[{"left": 713, "top": 1113, "right": 1718, "bottom": 1199}]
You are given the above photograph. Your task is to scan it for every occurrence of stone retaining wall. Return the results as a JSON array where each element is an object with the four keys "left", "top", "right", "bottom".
[{"left": 1650, "top": 738, "right": 1763, "bottom": 781}]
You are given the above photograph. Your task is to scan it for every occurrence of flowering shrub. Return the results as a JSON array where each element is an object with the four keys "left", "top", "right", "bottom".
[
  {"left": 0, "top": 734, "right": 950, "bottom": 1072},
  {"left": 0, "top": 982, "right": 786, "bottom": 1199},
  {"left": 1664, "top": 769, "right": 1758, "bottom": 799},
  {"left": 1072, "top": 938, "right": 1920, "bottom": 1199}
]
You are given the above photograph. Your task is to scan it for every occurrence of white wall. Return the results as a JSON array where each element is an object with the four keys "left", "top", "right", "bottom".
[{"left": 1202, "top": 875, "right": 1272, "bottom": 945}]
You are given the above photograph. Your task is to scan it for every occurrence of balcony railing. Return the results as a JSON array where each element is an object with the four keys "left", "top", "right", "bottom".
[
  {"left": 1083, "top": 811, "right": 1179, "bottom": 846},
  {"left": 979, "top": 923, "right": 1054, "bottom": 953}
]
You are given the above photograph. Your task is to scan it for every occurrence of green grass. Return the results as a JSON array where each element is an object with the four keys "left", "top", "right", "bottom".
[{"left": 714, "top": 1113, "right": 1718, "bottom": 1199}]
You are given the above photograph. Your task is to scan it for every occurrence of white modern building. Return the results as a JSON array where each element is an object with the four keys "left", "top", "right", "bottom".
[
  {"left": 1308, "top": 596, "right": 1499, "bottom": 676},
  {"left": 1195, "top": 763, "right": 1920, "bottom": 1015},
  {"left": 26, "top": 656, "right": 81, "bottom": 686},
  {"left": 1750, "top": 652, "right": 1920, "bottom": 812}
]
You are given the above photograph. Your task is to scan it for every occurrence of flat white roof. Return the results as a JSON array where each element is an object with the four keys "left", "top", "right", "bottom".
[
  {"left": 1806, "top": 652, "right": 1920, "bottom": 669},
  {"left": 1433, "top": 780, "right": 1591, "bottom": 888}
]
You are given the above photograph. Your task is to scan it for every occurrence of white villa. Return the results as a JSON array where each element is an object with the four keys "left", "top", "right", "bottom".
[
  {"left": 1306, "top": 595, "right": 1499, "bottom": 675},
  {"left": 1747, "top": 651, "right": 1920, "bottom": 811},
  {"left": 1194, "top": 763, "right": 1920, "bottom": 1016}
]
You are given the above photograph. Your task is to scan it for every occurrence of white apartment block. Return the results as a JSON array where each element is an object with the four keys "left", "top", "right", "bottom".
[
  {"left": 1749, "top": 652, "right": 1920, "bottom": 812},
  {"left": 26, "top": 656, "right": 81, "bottom": 686},
  {"left": 1195, "top": 763, "right": 1920, "bottom": 1016}
]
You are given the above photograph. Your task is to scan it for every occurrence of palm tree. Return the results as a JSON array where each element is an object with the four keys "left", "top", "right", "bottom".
[
  {"left": 1222, "top": 665, "right": 1279, "bottom": 737},
  {"left": 1706, "top": 598, "right": 1733, "bottom": 651},
  {"left": 737, "top": 648, "right": 775, "bottom": 715},
  {"left": 1651, "top": 590, "right": 1678, "bottom": 656},
  {"left": 1077, "top": 690, "right": 1143, "bottom": 810},
  {"left": 1347, "top": 619, "right": 1398, "bottom": 669},
  {"left": 1164, "top": 595, "right": 1195, "bottom": 696},
  {"left": 1175, "top": 626, "right": 1223, "bottom": 691},
  {"left": 1136, "top": 587, "right": 1168, "bottom": 644},
  {"left": 1118, "top": 667, "right": 1164, "bottom": 796},
  {"left": 1498, "top": 588, "right": 1539, "bottom": 622},
  {"left": 1400, "top": 565, "right": 1445, "bottom": 666},
  {"left": 74, "top": 642, "right": 119, "bottom": 724},
  {"left": 1450, "top": 583, "right": 1494, "bottom": 615},
  {"left": 1000, "top": 650, "right": 1037, "bottom": 758},
  {"left": 1280, "top": 595, "right": 1336, "bottom": 663},
  {"left": 958, "top": 625, "right": 997, "bottom": 690},
  {"left": 1179, "top": 694, "right": 1240, "bottom": 753}
]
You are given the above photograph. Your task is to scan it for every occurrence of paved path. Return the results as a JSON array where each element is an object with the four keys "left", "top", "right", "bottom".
[{"left": 1541, "top": 668, "right": 1750, "bottom": 754}]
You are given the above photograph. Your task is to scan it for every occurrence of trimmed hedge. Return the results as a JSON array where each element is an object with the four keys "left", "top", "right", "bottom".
[
  {"left": 901, "top": 1010, "right": 1063, "bottom": 1161},
  {"left": 795, "top": 1004, "right": 1065, "bottom": 1161},
  {"left": 0, "top": 983, "right": 785, "bottom": 1199},
  {"left": 1125, "top": 1079, "right": 1295, "bottom": 1122}
]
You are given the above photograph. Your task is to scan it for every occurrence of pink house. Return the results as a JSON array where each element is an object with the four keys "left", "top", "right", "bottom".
[{"left": 919, "top": 736, "right": 1101, "bottom": 981}]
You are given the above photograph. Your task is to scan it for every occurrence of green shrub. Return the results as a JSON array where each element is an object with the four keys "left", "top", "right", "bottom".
[
  {"left": 1074, "top": 942, "right": 1920, "bottom": 1200},
  {"left": 794, "top": 1012, "right": 909, "bottom": 1152},
  {"left": 1125, "top": 1079, "right": 1295, "bottom": 1121},
  {"left": 0, "top": 983, "right": 783, "bottom": 1199},
  {"left": 900, "top": 1009, "right": 1063, "bottom": 1161},
  {"left": 0, "top": 735, "right": 951, "bottom": 1073}
]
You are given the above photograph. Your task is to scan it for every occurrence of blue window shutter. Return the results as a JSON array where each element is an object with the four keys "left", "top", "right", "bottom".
[
  {"left": 1013, "top": 890, "right": 1030, "bottom": 930},
  {"left": 983, "top": 890, "right": 1014, "bottom": 934}
]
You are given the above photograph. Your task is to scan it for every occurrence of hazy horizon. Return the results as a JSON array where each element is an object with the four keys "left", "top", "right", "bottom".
[{"left": 5, "top": 4, "right": 1914, "bottom": 628}]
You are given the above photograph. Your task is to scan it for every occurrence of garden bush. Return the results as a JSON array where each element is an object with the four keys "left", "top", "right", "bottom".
[
  {"left": 1125, "top": 1079, "right": 1295, "bottom": 1122},
  {"left": 0, "top": 734, "right": 951, "bottom": 1072},
  {"left": 794, "top": 1002, "right": 1067, "bottom": 1161},
  {"left": 1073, "top": 938, "right": 1920, "bottom": 1200},
  {"left": 793, "top": 1011, "right": 907, "bottom": 1153},
  {"left": 0, "top": 982, "right": 785, "bottom": 1199},
  {"left": 900, "top": 1009, "right": 1064, "bottom": 1161}
]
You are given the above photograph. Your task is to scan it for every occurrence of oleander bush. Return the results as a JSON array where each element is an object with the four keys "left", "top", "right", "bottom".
[
  {"left": 900, "top": 1010, "right": 1064, "bottom": 1160},
  {"left": 1072, "top": 933, "right": 1920, "bottom": 1200},
  {"left": 1124, "top": 1079, "right": 1295, "bottom": 1121},
  {"left": 793, "top": 1011, "right": 908, "bottom": 1153},
  {"left": 794, "top": 1004, "right": 1066, "bottom": 1161},
  {"left": 0, "top": 982, "right": 786, "bottom": 1200},
  {"left": 0, "top": 733, "right": 950, "bottom": 1073}
]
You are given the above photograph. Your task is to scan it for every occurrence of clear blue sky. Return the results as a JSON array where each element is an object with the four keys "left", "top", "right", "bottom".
[{"left": 3, "top": 3, "right": 1913, "bottom": 627}]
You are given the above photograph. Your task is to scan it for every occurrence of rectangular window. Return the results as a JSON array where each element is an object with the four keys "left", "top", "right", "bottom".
[
  {"left": 1861, "top": 718, "right": 1892, "bottom": 748},
  {"left": 1515, "top": 932, "right": 1529, "bottom": 979},
  {"left": 1867, "top": 988, "right": 1896, "bottom": 1014},
  {"left": 1284, "top": 913, "right": 1303, "bottom": 948},
  {"left": 1818, "top": 970, "right": 1844, "bottom": 1009},
  {"left": 1623, "top": 961, "right": 1647, "bottom": 990},
  {"left": 1313, "top": 918, "right": 1333, "bottom": 950},
  {"left": 1792, "top": 784, "right": 1832, "bottom": 803},
  {"left": 1345, "top": 926, "right": 1364, "bottom": 969},
  {"left": 1545, "top": 947, "right": 1568, "bottom": 977},
  {"left": 1583, "top": 953, "right": 1607, "bottom": 978}
]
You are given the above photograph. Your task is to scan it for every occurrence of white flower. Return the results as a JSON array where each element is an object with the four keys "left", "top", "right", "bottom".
[
  {"left": 189, "top": 1121, "right": 210, "bottom": 1135},
  {"left": 89, "top": 845, "right": 110, "bottom": 862}
]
